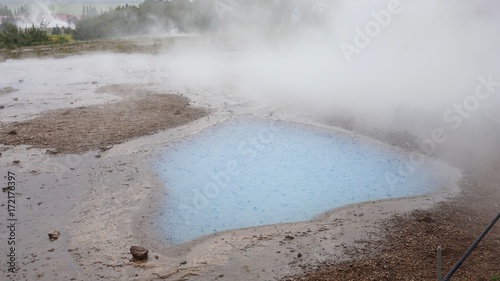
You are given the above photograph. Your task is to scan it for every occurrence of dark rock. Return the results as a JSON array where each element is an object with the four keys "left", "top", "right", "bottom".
[
  {"left": 180, "top": 261, "right": 187, "bottom": 265},
  {"left": 48, "top": 231, "right": 60, "bottom": 241},
  {"left": 130, "top": 246, "right": 148, "bottom": 260},
  {"left": 8, "top": 130, "right": 17, "bottom": 135},
  {"left": 297, "top": 253, "right": 302, "bottom": 258},
  {"left": 0, "top": 105, "right": 4, "bottom": 109},
  {"left": 417, "top": 215, "right": 435, "bottom": 223},
  {"left": 13, "top": 97, "right": 18, "bottom": 101},
  {"left": 13, "top": 160, "right": 20, "bottom": 164},
  {"left": 285, "top": 235, "right": 294, "bottom": 240},
  {"left": 99, "top": 146, "right": 113, "bottom": 152}
]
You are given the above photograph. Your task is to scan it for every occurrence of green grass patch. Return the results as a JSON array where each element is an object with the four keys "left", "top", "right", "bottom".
[{"left": 49, "top": 34, "right": 73, "bottom": 44}]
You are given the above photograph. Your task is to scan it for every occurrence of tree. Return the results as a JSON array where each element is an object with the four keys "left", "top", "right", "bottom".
[
  {"left": 0, "top": 23, "right": 50, "bottom": 48},
  {"left": 0, "top": 4, "right": 13, "bottom": 17},
  {"left": 52, "top": 25, "right": 62, "bottom": 35}
]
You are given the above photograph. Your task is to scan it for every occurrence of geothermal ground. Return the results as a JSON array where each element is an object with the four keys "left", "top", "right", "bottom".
[{"left": 0, "top": 42, "right": 499, "bottom": 281}]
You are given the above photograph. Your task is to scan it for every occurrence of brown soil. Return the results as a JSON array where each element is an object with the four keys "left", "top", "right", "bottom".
[
  {"left": 0, "top": 93, "right": 208, "bottom": 154},
  {"left": 283, "top": 170, "right": 500, "bottom": 281}
]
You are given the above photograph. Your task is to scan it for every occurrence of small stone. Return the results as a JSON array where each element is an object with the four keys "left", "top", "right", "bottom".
[
  {"left": 91, "top": 81, "right": 98, "bottom": 85},
  {"left": 48, "top": 231, "right": 60, "bottom": 241},
  {"left": 180, "top": 261, "right": 187, "bottom": 265},
  {"left": 130, "top": 246, "right": 148, "bottom": 260},
  {"left": 13, "top": 97, "right": 18, "bottom": 101},
  {"left": 0, "top": 105, "right": 4, "bottom": 109},
  {"left": 155, "top": 255, "right": 159, "bottom": 260},
  {"left": 174, "top": 110, "right": 181, "bottom": 115},
  {"left": 285, "top": 235, "right": 294, "bottom": 240},
  {"left": 8, "top": 130, "right": 17, "bottom": 135},
  {"left": 219, "top": 274, "right": 224, "bottom": 278},
  {"left": 297, "top": 253, "right": 302, "bottom": 258},
  {"left": 48, "top": 248, "right": 54, "bottom": 252},
  {"left": 13, "top": 160, "right": 20, "bottom": 164}
]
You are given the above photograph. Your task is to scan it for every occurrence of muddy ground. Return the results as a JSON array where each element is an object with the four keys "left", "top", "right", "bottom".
[{"left": 0, "top": 65, "right": 498, "bottom": 280}]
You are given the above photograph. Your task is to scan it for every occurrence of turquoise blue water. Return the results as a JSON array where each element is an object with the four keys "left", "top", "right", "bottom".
[{"left": 154, "top": 118, "right": 437, "bottom": 244}]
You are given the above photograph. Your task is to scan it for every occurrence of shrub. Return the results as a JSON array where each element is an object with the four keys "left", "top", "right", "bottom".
[{"left": 0, "top": 23, "right": 50, "bottom": 48}]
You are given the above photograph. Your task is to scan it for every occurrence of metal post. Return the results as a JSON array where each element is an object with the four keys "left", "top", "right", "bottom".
[
  {"left": 437, "top": 246, "right": 442, "bottom": 281},
  {"left": 443, "top": 212, "right": 500, "bottom": 281}
]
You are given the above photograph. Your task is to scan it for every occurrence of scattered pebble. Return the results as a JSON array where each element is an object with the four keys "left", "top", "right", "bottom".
[
  {"left": 48, "top": 231, "right": 60, "bottom": 241},
  {"left": 130, "top": 246, "right": 148, "bottom": 260}
]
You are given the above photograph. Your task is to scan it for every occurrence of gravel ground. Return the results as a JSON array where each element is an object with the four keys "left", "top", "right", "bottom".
[{"left": 0, "top": 93, "right": 208, "bottom": 154}]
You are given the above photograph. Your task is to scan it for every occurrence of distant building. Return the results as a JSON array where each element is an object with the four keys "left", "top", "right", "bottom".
[
  {"left": 55, "top": 14, "right": 80, "bottom": 26},
  {"left": 0, "top": 15, "right": 23, "bottom": 23}
]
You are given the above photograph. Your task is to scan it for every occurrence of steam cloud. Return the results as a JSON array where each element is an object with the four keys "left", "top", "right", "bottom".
[
  {"left": 152, "top": 0, "right": 500, "bottom": 164},
  {"left": 13, "top": 1, "right": 75, "bottom": 28}
]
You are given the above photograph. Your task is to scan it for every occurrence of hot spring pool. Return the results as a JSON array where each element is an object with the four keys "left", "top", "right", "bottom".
[{"left": 154, "top": 118, "right": 442, "bottom": 244}]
